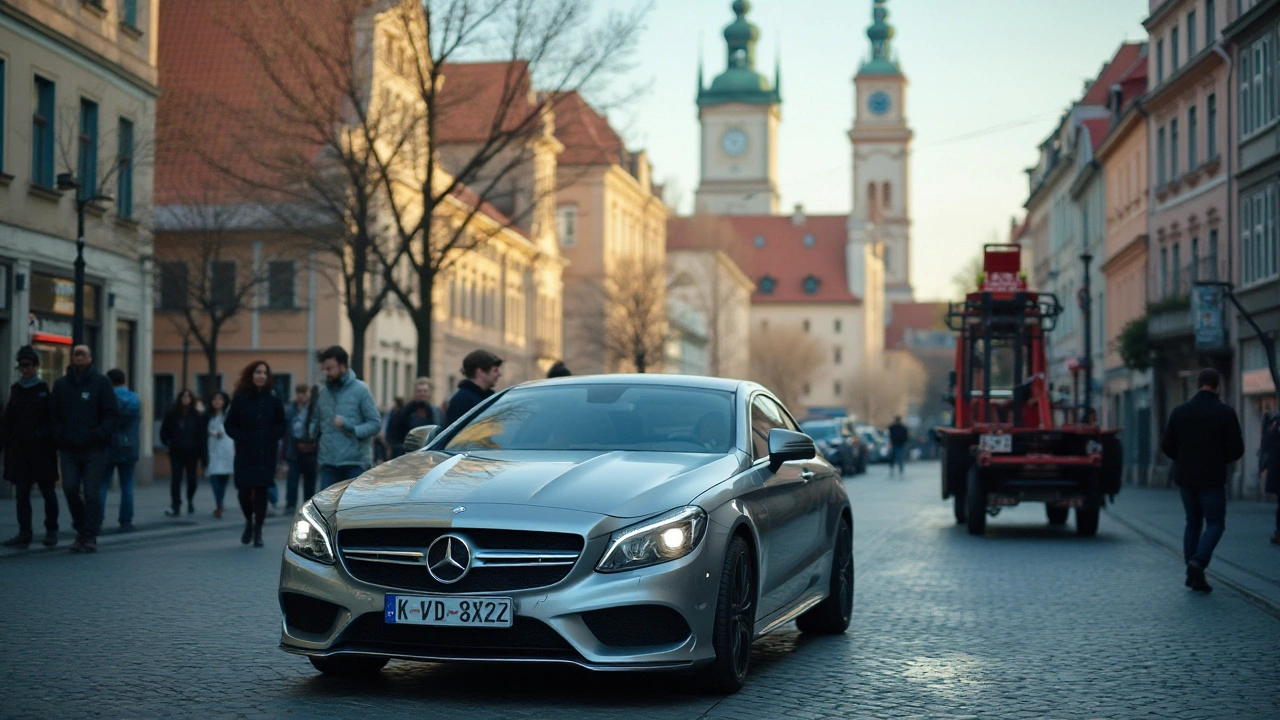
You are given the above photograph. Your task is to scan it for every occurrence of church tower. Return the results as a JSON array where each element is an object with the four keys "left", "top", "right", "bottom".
[
  {"left": 695, "top": 1, "right": 782, "bottom": 216},
  {"left": 849, "top": 0, "right": 914, "bottom": 304}
]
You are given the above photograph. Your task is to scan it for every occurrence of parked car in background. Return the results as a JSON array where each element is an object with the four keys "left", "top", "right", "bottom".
[
  {"left": 857, "top": 425, "right": 892, "bottom": 464},
  {"left": 800, "top": 418, "right": 864, "bottom": 475}
]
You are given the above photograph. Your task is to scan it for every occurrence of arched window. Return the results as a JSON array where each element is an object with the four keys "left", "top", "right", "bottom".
[
  {"left": 867, "top": 183, "right": 877, "bottom": 208},
  {"left": 883, "top": 248, "right": 891, "bottom": 272},
  {"left": 882, "top": 182, "right": 891, "bottom": 208}
]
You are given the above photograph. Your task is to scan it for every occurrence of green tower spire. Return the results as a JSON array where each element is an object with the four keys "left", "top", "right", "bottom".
[
  {"left": 698, "top": 1, "right": 781, "bottom": 107},
  {"left": 860, "top": 0, "right": 901, "bottom": 76}
]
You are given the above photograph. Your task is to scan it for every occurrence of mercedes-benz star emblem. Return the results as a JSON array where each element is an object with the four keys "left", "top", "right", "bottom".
[{"left": 426, "top": 534, "right": 472, "bottom": 584}]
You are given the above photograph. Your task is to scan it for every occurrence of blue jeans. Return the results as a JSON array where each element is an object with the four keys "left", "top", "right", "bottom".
[
  {"left": 319, "top": 464, "right": 365, "bottom": 491},
  {"left": 891, "top": 446, "right": 906, "bottom": 474},
  {"left": 100, "top": 461, "right": 137, "bottom": 525},
  {"left": 1181, "top": 486, "right": 1226, "bottom": 568},
  {"left": 209, "top": 474, "right": 230, "bottom": 508}
]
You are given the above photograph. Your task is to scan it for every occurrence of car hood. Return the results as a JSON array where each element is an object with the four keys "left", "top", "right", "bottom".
[{"left": 329, "top": 450, "right": 744, "bottom": 519}]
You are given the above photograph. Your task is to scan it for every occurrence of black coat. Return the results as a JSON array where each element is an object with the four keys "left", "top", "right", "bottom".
[
  {"left": 2, "top": 381, "right": 59, "bottom": 484},
  {"left": 888, "top": 422, "right": 909, "bottom": 447},
  {"left": 1161, "top": 390, "right": 1245, "bottom": 491},
  {"left": 160, "top": 409, "right": 207, "bottom": 459},
  {"left": 445, "top": 380, "right": 493, "bottom": 426},
  {"left": 50, "top": 366, "right": 119, "bottom": 454},
  {"left": 224, "top": 388, "right": 287, "bottom": 489},
  {"left": 1261, "top": 416, "right": 1280, "bottom": 495},
  {"left": 390, "top": 401, "right": 442, "bottom": 449}
]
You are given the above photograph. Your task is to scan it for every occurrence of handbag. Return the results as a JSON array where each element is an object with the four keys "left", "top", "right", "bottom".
[{"left": 294, "top": 384, "right": 322, "bottom": 454}]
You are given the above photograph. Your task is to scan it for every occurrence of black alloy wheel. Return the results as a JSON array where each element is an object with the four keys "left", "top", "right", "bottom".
[
  {"left": 796, "top": 517, "right": 854, "bottom": 634},
  {"left": 966, "top": 466, "right": 986, "bottom": 536},
  {"left": 699, "top": 535, "right": 756, "bottom": 694},
  {"left": 1046, "top": 505, "right": 1070, "bottom": 525},
  {"left": 308, "top": 655, "right": 389, "bottom": 677}
]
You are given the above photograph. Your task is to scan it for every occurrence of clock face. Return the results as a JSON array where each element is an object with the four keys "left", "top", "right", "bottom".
[
  {"left": 721, "top": 128, "right": 748, "bottom": 157},
  {"left": 868, "top": 91, "right": 891, "bottom": 116}
]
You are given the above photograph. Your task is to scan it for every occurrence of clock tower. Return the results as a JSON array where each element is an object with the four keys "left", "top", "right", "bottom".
[
  {"left": 849, "top": 0, "right": 914, "bottom": 304},
  {"left": 695, "top": 1, "right": 782, "bottom": 216}
]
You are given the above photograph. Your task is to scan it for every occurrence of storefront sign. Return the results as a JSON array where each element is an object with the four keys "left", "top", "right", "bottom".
[
  {"left": 1242, "top": 368, "right": 1276, "bottom": 396},
  {"left": 1192, "top": 284, "right": 1227, "bottom": 351},
  {"left": 30, "top": 273, "right": 97, "bottom": 320}
]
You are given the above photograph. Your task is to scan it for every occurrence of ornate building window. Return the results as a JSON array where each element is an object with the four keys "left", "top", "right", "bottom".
[
  {"left": 882, "top": 182, "right": 891, "bottom": 208},
  {"left": 803, "top": 275, "right": 820, "bottom": 294}
]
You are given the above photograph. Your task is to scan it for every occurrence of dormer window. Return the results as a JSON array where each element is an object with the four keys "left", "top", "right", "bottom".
[
  {"left": 803, "top": 233, "right": 815, "bottom": 247},
  {"left": 754, "top": 234, "right": 765, "bottom": 248},
  {"left": 803, "top": 276, "right": 820, "bottom": 294},
  {"left": 759, "top": 275, "right": 776, "bottom": 294}
]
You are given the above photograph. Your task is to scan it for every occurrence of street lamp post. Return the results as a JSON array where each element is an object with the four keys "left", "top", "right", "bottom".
[
  {"left": 1080, "top": 252, "right": 1093, "bottom": 420},
  {"left": 56, "top": 173, "right": 112, "bottom": 348}
]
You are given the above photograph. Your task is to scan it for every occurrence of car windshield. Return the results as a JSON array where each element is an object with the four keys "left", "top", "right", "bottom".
[
  {"left": 800, "top": 421, "right": 842, "bottom": 441},
  {"left": 443, "top": 384, "right": 736, "bottom": 454}
]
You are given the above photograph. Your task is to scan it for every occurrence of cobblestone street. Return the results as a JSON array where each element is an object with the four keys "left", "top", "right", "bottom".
[{"left": 2, "top": 461, "right": 1278, "bottom": 719}]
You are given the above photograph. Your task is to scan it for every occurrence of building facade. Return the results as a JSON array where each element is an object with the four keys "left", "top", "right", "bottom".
[
  {"left": 666, "top": 215, "right": 755, "bottom": 380},
  {"left": 1225, "top": 0, "right": 1280, "bottom": 493},
  {"left": 0, "top": 0, "right": 159, "bottom": 473},
  {"left": 1144, "top": 0, "right": 1233, "bottom": 486}
]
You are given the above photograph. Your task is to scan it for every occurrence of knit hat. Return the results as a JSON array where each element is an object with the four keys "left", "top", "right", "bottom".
[{"left": 15, "top": 345, "right": 39, "bottom": 366}]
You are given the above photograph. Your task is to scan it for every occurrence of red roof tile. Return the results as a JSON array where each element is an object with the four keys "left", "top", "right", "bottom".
[
  {"left": 885, "top": 302, "right": 947, "bottom": 350},
  {"left": 1081, "top": 43, "right": 1145, "bottom": 106},
  {"left": 670, "top": 215, "right": 858, "bottom": 304},
  {"left": 551, "top": 92, "right": 626, "bottom": 166},
  {"left": 436, "top": 61, "right": 539, "bottom": 144}
]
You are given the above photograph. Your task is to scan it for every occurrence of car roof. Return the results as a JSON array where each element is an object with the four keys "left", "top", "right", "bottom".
[{"left": 516, "top": 373, "right": 752, "bottom": 394}]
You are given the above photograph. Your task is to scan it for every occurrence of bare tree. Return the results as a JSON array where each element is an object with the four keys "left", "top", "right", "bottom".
[
  {"left": 749, "top": 328, "right": 822, "bottom": 410},
  {"left": 570, "top": 257, "right": 669, "bottom": 373},
  {"left": 846, "top": 353, "right": 927, "bottom": 427},
  {"left": 668, "top": 214, "right": 752, "bottom": 378}
]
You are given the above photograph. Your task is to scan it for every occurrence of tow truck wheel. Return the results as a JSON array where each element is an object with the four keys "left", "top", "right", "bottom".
[
  {"left": 965, "top": 467, "right": 986, "bottom": 536},
  {"left": 953, "top": 493, "right": 967, "bottom": 524},
  {"left": 1046, "top": 506, "right": 1069, "bottom": 525}
]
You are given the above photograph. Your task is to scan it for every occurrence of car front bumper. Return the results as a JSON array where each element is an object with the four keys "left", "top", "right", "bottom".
[{"left": 278, "top": 504, "right": 732, "bottom": 671}]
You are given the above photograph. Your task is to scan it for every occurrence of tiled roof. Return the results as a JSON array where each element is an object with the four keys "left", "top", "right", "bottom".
[
  {"left": 669, "top": 215, "right": 858, "bottom": 304},
  {"left": 552, "top": 92, "right": 626, "bottom": 166},
  {"left": 1081, "top": 43, "right": 1145, "bottom": 106},
  {"left": 436, "top": 61, "right": 538, "bottom": 144},
  {"left": 1080, "top": 118, "right": 1112, "bottom": 153},
  {"left": 885, "top": 302, "right": 947, "bottom": 350}
]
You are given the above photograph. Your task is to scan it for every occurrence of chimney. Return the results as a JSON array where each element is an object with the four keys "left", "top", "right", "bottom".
[{"left": 792, "top": 203, "right": 805, "bottom": 226}]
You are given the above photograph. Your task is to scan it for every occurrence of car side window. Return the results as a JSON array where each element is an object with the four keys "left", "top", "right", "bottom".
[
  {"left": 761, "top": 396, "right": 800, "bottom": 432},
  {"left": 750, "top": 396, "right": 784, "bottom": 461}
]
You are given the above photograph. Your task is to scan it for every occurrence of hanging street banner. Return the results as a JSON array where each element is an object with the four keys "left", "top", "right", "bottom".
[{"left": 1192, "top": 284, "right": 1227, "bottom": 350}]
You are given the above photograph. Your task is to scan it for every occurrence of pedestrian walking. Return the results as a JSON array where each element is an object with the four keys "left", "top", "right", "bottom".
[
  {"left": 205, "top": 391, "right": 234, "bottom": 519},
  {"left": 388, "top": 379, "right": 443, "bottom": 458},
  {"left": 2, "top": 346, "right": 60, "bottom": 548},
  {"left": 311, "top": 346, "right": 381, "bottom": 490},
  {"left": 887, "top": 416, "right": 909, "bottom": 476},
  {"left": 160, "top": 389, "right": 206, "bottom": 517},
  {"left": 223, "top": 361, "right": 287, "bottom": 548},
  {"left": 1259, "top": 411, "right": 1280, "bottom": 544},
  {"left": 1160, "top": 368, "right": 1245, "bottom": 593},
  {"left": 282, "top": 384, "right": 319, "bottom": 513},
  {"left": 50, "top": 344, "right": 119, "bottom": 553},
  {"left": 100, "top": 369, "right": 141, "bottom": 531},
  {"left": 445, "top": 349, "right": 503, "bottom": 426},
  {"left": 547, "top": 360, "right": 572, "bottom": 378}
]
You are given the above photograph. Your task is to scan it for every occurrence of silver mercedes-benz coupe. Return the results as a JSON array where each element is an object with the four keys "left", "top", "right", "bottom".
[{"left": 278, "top": 374, "right": 853, "bottom": 693}]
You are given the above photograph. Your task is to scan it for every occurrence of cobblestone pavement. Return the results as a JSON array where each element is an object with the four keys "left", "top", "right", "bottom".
[{"left": 2, "top": 462, "right": 1278, "bottom": 719}]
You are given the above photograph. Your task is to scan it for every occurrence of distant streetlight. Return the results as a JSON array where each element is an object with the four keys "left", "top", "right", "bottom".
[{"left": 55, "top": 173, "right": 113, "bottom": 347}]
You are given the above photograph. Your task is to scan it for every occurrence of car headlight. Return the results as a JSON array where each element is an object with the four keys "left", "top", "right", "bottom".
[
  {"left": 288, "top": 502, "right": 335, "bottom": 565},
  {"left": 596, "top": 506, "right": 707, "bottom": 573}
]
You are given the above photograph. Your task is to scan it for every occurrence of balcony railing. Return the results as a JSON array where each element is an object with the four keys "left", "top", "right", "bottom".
[{"left": 1147, "top": 255, "right": 1220, "bottom": 306}]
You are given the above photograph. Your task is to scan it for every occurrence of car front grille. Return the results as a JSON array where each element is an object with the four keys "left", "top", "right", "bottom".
[
  {"left": 337, "top": 528, "right": 585, "bottom": 594},
  {"left": 339, "top": 612, "right": 580, "bottom": 660}
]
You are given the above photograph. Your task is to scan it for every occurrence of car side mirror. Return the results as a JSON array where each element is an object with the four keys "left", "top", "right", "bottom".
[
  {"left": 768, "top": 428, "right": 816, "bottom": 472},
  {"left": 404, "top": 425, "right": 440, "bottom": 453}
]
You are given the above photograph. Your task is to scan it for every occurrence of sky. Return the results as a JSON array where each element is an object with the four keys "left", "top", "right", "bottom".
[{"left": 603, "top": 0, "right": 1152, "bottom": 301}]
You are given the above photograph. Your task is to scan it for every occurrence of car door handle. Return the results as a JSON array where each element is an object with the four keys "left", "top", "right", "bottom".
[{"left": 800, "top": 469, "right": 815, "bottom": 481}]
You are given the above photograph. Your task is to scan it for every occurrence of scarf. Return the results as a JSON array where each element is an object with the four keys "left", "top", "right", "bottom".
[{"left": 18, "top": 375, "right": 41, "bottom": 389}]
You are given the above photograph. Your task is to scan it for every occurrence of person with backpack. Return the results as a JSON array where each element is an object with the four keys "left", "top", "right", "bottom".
[{"left": 100, "top": 368, "right": 141, "bottom": 531}]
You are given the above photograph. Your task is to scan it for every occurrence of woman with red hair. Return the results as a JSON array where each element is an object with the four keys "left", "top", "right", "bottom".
[{"left": 224, "top": 361, "right": 286, "bottom": 547}]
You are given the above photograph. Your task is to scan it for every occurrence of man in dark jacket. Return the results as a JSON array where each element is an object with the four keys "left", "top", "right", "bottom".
[
  {"left": 50, "top": 345, "right": 119, "bottom": 553},
  {"left": 2, "top": 346, "right": 60, "bottom": 548},
  {"left": 1259, "top": 411, "right": 1280, "bottom": 544},
  {"left": 389, "top": 377, "right": 443, "bottom": 457},
  {"left": 1160, "top": 368, "right": 1245, "bottom": 592},
  {"left": 887, "top": 417, "right": 909, "bottom": 476},
  {"left": 445, "top": 350, "right": 503, "bottom": 426}
]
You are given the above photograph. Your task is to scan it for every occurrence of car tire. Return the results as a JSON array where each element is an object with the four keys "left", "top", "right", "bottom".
[
  {"left": 1046, "top": 506, "right": 1069, "bottom": 525},
  {"left": 697, "top": 534, "right": 756, "bottom": 695},
  {"left": 966, "top": 466, "right": 986, "bottom": 536},
  {"left": 796, "top": 517, "right": 853, "bottom": 635},
  {"left": 953, "top": 492, "right": 967, "bottom": 524},
  {"left": 1076, "top": 503, "right": 1100, "bottom": 536},
  {"left": 308, "top": 655, "right": 389, "bottom": 677}
]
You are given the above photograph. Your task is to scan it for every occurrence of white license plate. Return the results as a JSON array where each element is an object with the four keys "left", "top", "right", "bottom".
[
  {"left": 384, "top": 595, "right": 513, "bottom": 627},
  {"left": 979, "top": 434, "right": 1012, "bottom": 453}
]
